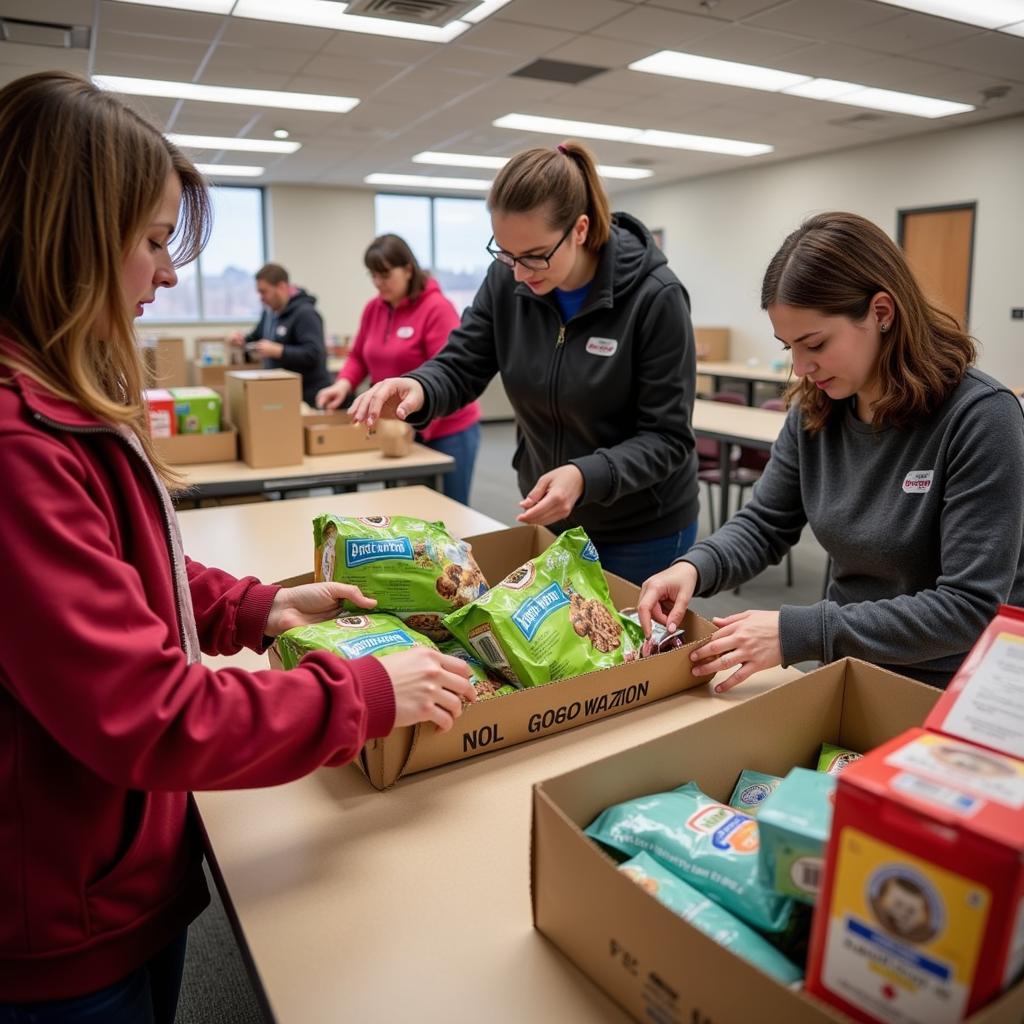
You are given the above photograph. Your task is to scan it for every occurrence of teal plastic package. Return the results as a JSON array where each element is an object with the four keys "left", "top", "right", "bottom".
[
  {"left": 729, "top": 769, "right": 783, "bottom": 817},
  {"left": 757, "top": 767, "right": 836, "bottom": 904},
  {"left": 585, "top": 781, "right": 794, "bottom": 933},
  {"left": 618, "top": 853, "right": 803, "bottom": 986}
]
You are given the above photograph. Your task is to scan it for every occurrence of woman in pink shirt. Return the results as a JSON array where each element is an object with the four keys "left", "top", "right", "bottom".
[{"left": 317, "top": 235, "right": 481, "bottom": 504}]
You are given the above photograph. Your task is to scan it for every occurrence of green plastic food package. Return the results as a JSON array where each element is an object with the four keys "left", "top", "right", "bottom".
[
  {"left": 619, "top": 853, "right": 803, "bottom": 986},
  {"left": 275, "top": 612, "right": 436, "bottom": 669},
  {"left": 817, "top": 742, "right": 862, "bottom": 776},
  {"left": 729, "top": 769, "right": 783, "bottom": 817},
  {"left": 442, "top": 527, "right": 643, "bottom": 687},
  {"left": 313, "top": 514, "right": 488, "bottom": 614},
  {"left": 437, "top": 639, "right": 517, "bottom": 701},
  {"left": 585, "top": 781, "right": 794, "bottom": 933}
]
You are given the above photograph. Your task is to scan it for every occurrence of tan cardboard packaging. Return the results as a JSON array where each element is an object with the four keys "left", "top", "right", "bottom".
[
  {"left": 140, "top": 337, "right": 188, "bottom": 388},
  {"left": 191, "top": 363, "right": 227, "bottom": 389},
  {"left": 269, "top": 524, "right": 717, "bottom": 789},
  {"left": 531, "top": 658, "right": 1024, "bottom": 1024},
  {"left": 301, "top": 411, "right": 381, "bottom": 455},
  {"left": 226, "top": 369, "right": 303, "bottom": 468},
  {"left": 152, "top": 426, "right": 237, "bottom": 465},
  {"left": 694, "top": 327, "right": 730, "bottom": 361}
]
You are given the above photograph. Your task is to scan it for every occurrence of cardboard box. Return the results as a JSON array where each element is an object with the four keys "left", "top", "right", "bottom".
[
  {"left": 531, "top": 658, "right": 1024, "bottom": 1024},
  {"left": 143, "top": 388, "right": 176, "bottom": 438},
  {"left": 152, "top": 425, "right": 237, "bottom": 465},
  {"left": 694, "top": 327, "right": 730, "bottom": 362},
  {"left": 808, "top": 728, "right": 1024, "bottom": 1024},
  {"left": 226, "top": 369, "right": 303, "bottom": 469},
  {"left": 270, "top": 524, "right": 718, "bottom": 789},
  {"left": 191, "top": 362, "right": 228, "bottom": 389},
  {"left": 140, "top": 336, "right": 188, "bottom": 388},
  {"left": 302, "top": 411, "right": 381, "bottom": 455}
]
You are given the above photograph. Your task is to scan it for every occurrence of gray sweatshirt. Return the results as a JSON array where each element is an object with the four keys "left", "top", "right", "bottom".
[{"left": 682, "top": 369, "right": 1024, "bottom": 687}]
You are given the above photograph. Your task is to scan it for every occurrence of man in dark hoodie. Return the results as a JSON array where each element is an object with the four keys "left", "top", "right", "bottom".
[
  {"left": 350, "top": 141, "right": 698, "bottom": 586},
  {"left": 230, "top": 262, "right": 333, "bottom": 407}
]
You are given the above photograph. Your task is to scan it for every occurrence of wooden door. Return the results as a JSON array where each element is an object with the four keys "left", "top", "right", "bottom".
[{"left": 898, "top": 204, "right": 975, "bottom": 329}]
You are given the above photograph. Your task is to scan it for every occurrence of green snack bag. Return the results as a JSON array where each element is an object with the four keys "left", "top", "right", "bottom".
[
  {"left": 437, "top": 639, "right": 517, "bottom": 701},
  {"left": 757, "top": 767, "right": 836, "bottom": 904},
  {"left": 442, "top": 527, "right": 643, "bottom": 688},
  {"left": 169, "top": 386, "right": 221, "bottom": 435},
  {"left": 619, "top": 853, "right": 803, "bottom": 986},
  {"left": 585, "top": 781, "right": 794, "bottom": 933},
  {"left": 275, "top": 612, "right": 436, "bottom": 669},
  {"left": 312, "top": 514, "right": 488, "bottom": 614},
  {"left": 817, "top": 741, "right": 862, "bottom": 776},
  {"left": 729, "top": 769, "right": 783, "bottom": 817}
]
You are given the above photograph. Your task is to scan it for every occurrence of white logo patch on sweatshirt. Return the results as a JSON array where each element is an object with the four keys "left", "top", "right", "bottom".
[
  {"left": 902, "top": 469, "right": 934, "bottom": 493},
  {"left": 586, "top": 337, "right": 618, "bottom": 357},
  {"left": 396, "top": 326, "right": 415, "bottom": 339}
]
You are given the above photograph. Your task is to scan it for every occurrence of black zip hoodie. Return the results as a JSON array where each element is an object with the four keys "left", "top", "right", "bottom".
[
  {"left": 245, "top": 288, "right": 333, "bottom": 406},
  {"left": 406, "top": 212, "right": 698, "bottom": 543}
]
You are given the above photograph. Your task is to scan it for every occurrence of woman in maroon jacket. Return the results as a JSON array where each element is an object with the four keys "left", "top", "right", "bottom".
[{"left": 0, "top": 72, "right": 475, "bottom": 1022}]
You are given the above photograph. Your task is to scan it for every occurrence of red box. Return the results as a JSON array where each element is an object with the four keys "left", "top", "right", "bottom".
[
  {"left": 807, "top": 726, "right": 1024, "bottom": 1024},
  {"left": 143, "top": 387, "right": 176, "bottom": 438}
]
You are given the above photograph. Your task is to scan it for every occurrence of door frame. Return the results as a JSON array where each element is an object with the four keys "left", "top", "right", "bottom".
[{"left": 896, "top": 201, "right": 977, "bottom": 327}]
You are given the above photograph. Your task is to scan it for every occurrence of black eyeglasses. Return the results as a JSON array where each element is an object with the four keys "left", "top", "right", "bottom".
[{"left": 486, "top": 222, "right": 574, "bottom": 271}]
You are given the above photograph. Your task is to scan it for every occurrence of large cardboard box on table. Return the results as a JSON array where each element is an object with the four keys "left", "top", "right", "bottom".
[
  {"left": 226, "top": 369, "right": 303, "bottom": 468},
  {"left": 269, "top": 524, "right": 717, "bottom": 789},
  {"left": 531, "top": 658, "right": 1024, "bottom": 1024}
]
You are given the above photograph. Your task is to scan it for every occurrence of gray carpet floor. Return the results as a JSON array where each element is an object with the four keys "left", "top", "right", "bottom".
[{"left": 176, "top": 419, "right": 829, "bottom": 1022}]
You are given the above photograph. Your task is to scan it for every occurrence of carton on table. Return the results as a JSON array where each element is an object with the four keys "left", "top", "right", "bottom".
[
  {"left": 301, "top": 410, "right": 381, "bottom": 456},
  {"left": 140, "top": 336, "right": 188, "bottom": 388},
  {"left": 169, "top": 386, "right": 222, "bottom": 435},
  {"left": 226, "top": 369, "right": 303, "bottom": 469},
  {"left": 531, "top": 658, "right": 1024, "bottom": 1024},
  {"left": 151, "top": 426, "right": 237, "bottom": 465},
  {"left": 269, "top": 524, "right": 717, "bottom": 789}
]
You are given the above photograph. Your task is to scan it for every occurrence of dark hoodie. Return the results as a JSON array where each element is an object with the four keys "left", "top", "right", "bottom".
[
  {"left": 406, "top": 212, "right": 698, "bottom": 543},
  {"left": 246, "top": 287, "right": 333, "bottom": 406}
]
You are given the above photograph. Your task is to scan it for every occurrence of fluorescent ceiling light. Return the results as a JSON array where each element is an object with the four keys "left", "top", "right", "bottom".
[
  {"left": 108, "top": 0, "right": 234, "bottom": 11},
  {"left": 167, "top": 133, "right": 301, "bottom": 153},
  {"left": 1002, "top": 21, "right": 1024, "bottom": 35},
  {"left": 493, "top": 114, "right": 772, "bottom": 157},
  {"left": 365, "top": 173, "right": 492, "bottom": 191},
  {"left": 629, "top": 49, "right": 974, "bottom": 119},
  {"left": 232, "top": 0, "right": 470, "bottom": 41},
  {"left": 93, "top": 75, "right": 359, "bottom": 113},
  {"left": 412, "top": 151, "right": 654, "bottom": 180},
  {"left": 462, "top": 0, "right": 514, "bottom": 23},
  {"left": 873, "top": 0, "right": 1024, "bottom": 30},
  {"left": 196, "top": 164, "right": 265, "bottom": 177},
  {"left": 630, "top": 51, "right": 809, "bottom": 92}
]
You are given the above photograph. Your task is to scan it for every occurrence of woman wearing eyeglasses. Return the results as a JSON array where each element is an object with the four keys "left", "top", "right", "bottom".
[
  {"left": 350, "top": 141, "right": 698, "bottom": 586},
  {"left": 316, "top": 234, "right": 481, "bottom": 504}
]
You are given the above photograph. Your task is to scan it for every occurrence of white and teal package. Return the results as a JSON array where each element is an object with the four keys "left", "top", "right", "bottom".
[
  {"left": 757, "top": 767, "right": 836, "bottom": 904},
  {"left": 618, "top": 853, "right": 803, "bottom": 986},
  {"left": 275, "top": 612, "right": 436, "bottom": 668},
  {"left": 585, "top": 782, "right": 794, "bottom": 933},
  {"left": 729, "top": 769, "right": 783, "bottom": 817}
]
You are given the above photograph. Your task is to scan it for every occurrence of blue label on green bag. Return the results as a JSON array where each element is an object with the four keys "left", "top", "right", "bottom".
[
  {"left": 512, "top": 583, "right": 569, "bottom": 641},
  {"left": 337, "top": 629, "right": 414, "bottom": 657},
  {"left": 345, "top": 537, "right": 414, "bottom": 568}
]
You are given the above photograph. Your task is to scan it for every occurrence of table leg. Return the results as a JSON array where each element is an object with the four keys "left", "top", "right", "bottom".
[
  {"left": 432, "top": 473, "right": 443, "bottom": 492},
  {"left": 746, "top": 380, "right": 755, "bottom": 406},
  {"left": 718, "top": 441, "right": 731, "bottom": 529}
]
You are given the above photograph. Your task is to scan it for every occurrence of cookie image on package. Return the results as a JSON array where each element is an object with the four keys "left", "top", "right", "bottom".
[
  {"left": 569, "top": 591, "right": 622, "bottom": 653},
  {"left": 436, "top": 562, "right": 486, "bottom": 606}
]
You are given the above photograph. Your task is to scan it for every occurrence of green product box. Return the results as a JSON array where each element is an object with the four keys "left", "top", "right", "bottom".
[
  {"left": 170, "top": 386, "right": 222, "bottom": 435},
  {"left": 757, "top": 767, "right": 836, "bottom": 905}
]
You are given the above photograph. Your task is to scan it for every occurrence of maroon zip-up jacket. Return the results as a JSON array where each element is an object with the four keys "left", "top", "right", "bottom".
[{"left": 0, "top": 354, "right": 395, "bottom": 1000}]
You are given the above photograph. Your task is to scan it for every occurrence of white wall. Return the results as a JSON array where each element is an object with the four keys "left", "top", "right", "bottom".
[{"left": 619, "top": 114, "right": 1024, "bottom": 389}]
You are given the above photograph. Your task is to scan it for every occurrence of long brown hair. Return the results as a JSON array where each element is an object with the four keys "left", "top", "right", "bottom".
[
  {"left": 364, "top": 234, "right": 429, "bottom": 301},
  {"left": 761, "top": 211, "right": 976, "bottom": 432},
  {"left": 488, "top": 140, "right": 611, "bottom": 252},
  {"left": 0, "top": 71, "right": 210, "bottom": 482}
]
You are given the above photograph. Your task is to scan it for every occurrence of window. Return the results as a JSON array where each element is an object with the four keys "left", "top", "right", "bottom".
[
  {"left": 374, "top": 193, "right": 490, "bottom": 313},
  {"left": 147, "top": 186, "right": 265, "bottom": 323}
]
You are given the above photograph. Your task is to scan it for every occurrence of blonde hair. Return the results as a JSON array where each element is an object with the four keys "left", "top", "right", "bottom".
[
  {"left": 0, "top": 71, "right": 210, "bottom": 483},
  {"left": 488, "top": 140, "right": 611, "bottom": 252}
]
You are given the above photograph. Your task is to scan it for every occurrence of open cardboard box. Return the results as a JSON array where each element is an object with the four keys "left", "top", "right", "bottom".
[
  {"left": 152, "top": 424, "right": 237, "bottom": 464},
  {"left": 301, "top": 410, "right": 381, "bottom": 455},
  {"left": 270, "top": 524, "right": 717, "bottom": 789},
  {"left": 531, "top": 657, "right": 1024, "bottom": 1024}
]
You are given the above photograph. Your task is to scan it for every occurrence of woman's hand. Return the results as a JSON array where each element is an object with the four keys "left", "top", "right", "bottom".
[
  {"left": 378, "top": 648, "right": 478, "bottom": 732},
  {"left": 316, "top": 379, "right": 352, "bottom": 410},
  {"left": 265, "top": 582, "right": 376, "bottom": 637},
  {"left": 636, "top": 561, "right": 699, "bottom": 638},
  {"left": 349, "top": 377, "right": 425, "bottom": 428},
  {"left": 691, "top": 610, "right": 782, "bottom": 693},
  {"left": 516, "top": 465, "right": 584, "bottom": 526}
]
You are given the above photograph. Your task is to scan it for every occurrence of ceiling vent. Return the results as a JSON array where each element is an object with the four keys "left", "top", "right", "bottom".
[
  {"left": 511, "top": 59, "right": 609, "bottom": 85},
  {"left": 0, "top": 16, "right": 91, "bottom": 49},
  {"left": 343, "top": 0, "right": 479, "bottom": 25}
]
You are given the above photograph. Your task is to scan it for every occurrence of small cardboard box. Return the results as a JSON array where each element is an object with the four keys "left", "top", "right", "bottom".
[
  {"left": 143, "top": 388, "right": 176, "bottom": 438},
  {"left": 694, "top": 326, "right": 730, "bottom": 362},
  {"left": 302, "top": 411, "right": 380, "bottom": 455},
  {"left": 152, "top": 425, "right": 237, "bottom": 465},
  {"left": 270, "top": 524, "right": 717, "bottom": 789},
  {"left": 531, "top": 658, "right": 1022, "bottom": 1024},
  {"left": 140, "top": 336, "right": 188, "bottom": 388},
  {"left": 191, "top": 362, "right": 228, "bottom": 389},
  {"left": 226, "top": 369, "right": 303, "bottom": 469}
]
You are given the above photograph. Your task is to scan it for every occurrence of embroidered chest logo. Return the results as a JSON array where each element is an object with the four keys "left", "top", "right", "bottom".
[
  {"left": 585, "top": 337, "right": 618, "bottom": 357},
  {"left": 902, "top": 469, "right": 934, "bottom": 494}
]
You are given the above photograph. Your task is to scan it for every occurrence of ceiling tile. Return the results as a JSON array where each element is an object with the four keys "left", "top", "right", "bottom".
[
  {"left": 459, "top": 20, "right": 574, "bottom": 55},
  {"left": 592, "top": 6, "right": 721, "bottom": 46},
  {"left": 204, "top": 43, "right": 312, "bottom": 75},
  {"left": 543, "top": 33, "right": 657, "bottom": 67},
  {"left": 746, "top": 0, "right": 901, "bottom": 39},
  {"left": 493, "top": 0, "right": 632, "bottom": 33},
  {"left": 838, "top": 11, "right": 983, "bottom": 56},
  {"left": 96, "top": 30, "right": 210, "bottom": 63},
  {"left": 686, "top": 24, "right": 815, "bottom": 62},
  {"left": 196, "top": 67, "right": 294, "bottom": 90},
  {"left": 425, "top": 45, "right": 527, "bottom": 76},
  {"left": 774, "top": 40, "right": 897, "bottom": 78},
  {"left": 914, "top": 33, "right": 1024, "bottom": 85},
  {"left": 98, "top": 1, "right": 223, "bottom": 41},
  {"left": 299, "top": 54, "right": 406, "bottom": 85},
  {"left": 93, "top": 52, "right": 201, "bottom": 81},
  {"left": 646, "top": 0, "right": 792, "bottom": 19},
  {"left": 317, "top": 32, "right": 436, "bottom": 63},
  {"left": 2, "top": 0, "right": 92, "bottom": 20},
  {"left": 217, "top": 18, "right": 333, "bottom": 51}
]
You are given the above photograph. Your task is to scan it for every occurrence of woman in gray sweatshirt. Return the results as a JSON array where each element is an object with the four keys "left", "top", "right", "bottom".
[{"left": 637, "top": 211, "right": 1024, "bottom": 690}]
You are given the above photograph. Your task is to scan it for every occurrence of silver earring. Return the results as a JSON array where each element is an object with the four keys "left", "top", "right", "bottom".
[{"left": 880, "top": 322, "right": 890, "bottom": 332}]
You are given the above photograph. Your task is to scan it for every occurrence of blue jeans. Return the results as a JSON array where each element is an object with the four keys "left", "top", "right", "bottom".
[
  {"left": 0, "top": 931, "right": 187, "bottom": 1024},
  {"left": 423, "top": 423, "right": 481, "bottom": 506},
  {"left": 593, "top": 521, "right": 699, "bottom": 587}
]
